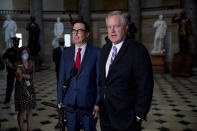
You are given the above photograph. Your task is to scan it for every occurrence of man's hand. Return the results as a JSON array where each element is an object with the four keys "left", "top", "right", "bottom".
[
  {"left": 15, "top": 66, "right": 23, "bottom": 80},
  {"left": 58, "top": 103, "right": 63, "bottom": 108},
  {"left": 93, "top": 105, "right": 99, "bottom": 119}
]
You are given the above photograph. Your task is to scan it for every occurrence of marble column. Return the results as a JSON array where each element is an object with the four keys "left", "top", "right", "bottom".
[
  {"left": 128, "top": 0, "right": 141, "bottom": 42},
  {"left": 30, "top": 0, "right": 45, "bottom": 64},
  {"left": 182, "top": 0, "right": 197, "bottom": 54},
  {"left": 78, "top": 0, "right": 92, "bottom": 42}
]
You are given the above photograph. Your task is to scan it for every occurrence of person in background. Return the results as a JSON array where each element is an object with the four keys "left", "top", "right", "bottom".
[
  {"left": 53, "top": 37, "right": 66, "bottom": 86},
  {"left": 15, "top": 46, "right": 36, "bottom": 131},
  {"left": 57, "top": 20, "right": 100, "bottom": 131},
  {"left": 99, "top": 11, "right": 154, "bottom": 131},
  {"left": 53, "top": 37, "right": 67, "bottom": 129},
  {"left": 2, "top": 37, "right": 20, "bottom": 104}
]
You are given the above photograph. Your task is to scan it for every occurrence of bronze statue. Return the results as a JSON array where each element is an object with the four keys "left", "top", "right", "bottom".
[
  {"left": 26, "top": 16, "right": 40, "bottom": 56},
  {"left": 127, "top": 15, "right": 137, "bottom": 39},
  {"left": 68, "top": 13, "right": 74, "bottom": 26},
  {"left": 68, "top": 12, "right": 84, "bottom": 26},
  {"left": 172, "top": 11, "right": 192, "bottom": 54}
]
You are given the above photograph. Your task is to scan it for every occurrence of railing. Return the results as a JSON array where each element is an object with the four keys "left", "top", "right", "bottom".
[
  {"left": 0, "top": 5, "right": 182, "bottom": 15},
  {"left": 0, "top": 10, "right": 29, "bottom": 14},
  {"left": 142, "top": 5, "right": 181, "bottom": 11},
  {"left": 0, "top": 10, "right": 127, "bottom": 15},
  {"left": 0, "top": 10, "right": 77, "bottom": 15}
]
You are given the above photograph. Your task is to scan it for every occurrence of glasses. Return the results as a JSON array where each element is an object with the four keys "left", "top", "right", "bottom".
[{"left": 72, "top": 29, "right": 86, "bottom": 34}]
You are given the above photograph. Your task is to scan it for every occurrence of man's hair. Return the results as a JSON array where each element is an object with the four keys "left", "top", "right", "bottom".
[
  {"left": 58, "top": 37, "right": 64, "bottom": 42},
  {"left": 105, "top": 11, "right": 128, "bottom": 26},
  {"left": 72, "top": 20, "right": 90, "bottom": 32}
]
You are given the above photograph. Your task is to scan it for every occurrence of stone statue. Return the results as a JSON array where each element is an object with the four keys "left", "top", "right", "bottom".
[
  {"left": 172, "top": 11, "right": 192, "bottom": 54},
  {"left": 2, "top": 15, "right": 17, "bottom": 49},
  {"left": 26, "top": 16, "right": 40, "bottom": 56},
  {"left": 152, "top": 15, "right": 167, "bottom": 54},
  {"left": 52, "top": 17, "right": 64, "bottom": 48}
]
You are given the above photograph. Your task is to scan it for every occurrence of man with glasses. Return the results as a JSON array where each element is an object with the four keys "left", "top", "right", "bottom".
[{"left": 57, "top": 20, "right": 100, "bottom": 131}]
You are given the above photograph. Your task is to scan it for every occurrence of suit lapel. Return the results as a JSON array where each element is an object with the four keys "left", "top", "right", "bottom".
[
  {"left": 70, "top": 46, "right": 75, "bottom": 67},
  {"left": 107, "top": 39, "right": 129, "bottom": 76},
  {"left": 77, "top": 44, "right": 89, "bottom": 75},
  {"left": 113, "top": 39, "right": 129, "bottom": 65},
  {"left": 103, "top": 43, "right": 112, "bottom": 79}
]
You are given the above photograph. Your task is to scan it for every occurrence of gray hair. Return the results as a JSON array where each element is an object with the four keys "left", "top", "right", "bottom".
[{"left": 105, "top": 11, "right": 127, "bottom": 25}]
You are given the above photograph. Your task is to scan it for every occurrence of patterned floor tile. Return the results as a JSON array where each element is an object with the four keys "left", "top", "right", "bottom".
[{"left": 0, "top": 70, "right": 197, "bottom": 131}]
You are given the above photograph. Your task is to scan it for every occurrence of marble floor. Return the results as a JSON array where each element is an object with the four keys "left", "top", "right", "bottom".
[{"left": 0, "top": 69, "right": 197, "bottom": 131}]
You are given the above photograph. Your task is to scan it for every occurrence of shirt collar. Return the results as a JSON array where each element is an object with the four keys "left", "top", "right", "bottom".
[
  {"left": 112, "top": 41, "right": 123, "bottom": 53},
  {"left": 75, "top": 43, "right": 87, "bottom": 52}
]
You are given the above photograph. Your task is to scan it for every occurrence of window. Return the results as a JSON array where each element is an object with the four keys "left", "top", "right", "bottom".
[
  {"left": 64, "top": 34, "right": 71, "bottom": 47},
  {"left": 16, "top": 33, "right": 22, "bottom": 47}
]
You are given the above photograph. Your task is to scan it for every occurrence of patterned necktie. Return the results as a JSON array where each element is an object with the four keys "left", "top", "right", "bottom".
[
  {"left": 110, "top": 46, "right": 117, "bottom": 65},
  {"left": 75, "top": 48, "right": 81, "bottom": 72}
]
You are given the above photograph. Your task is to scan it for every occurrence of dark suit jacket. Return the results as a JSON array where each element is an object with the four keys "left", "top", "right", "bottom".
[
  {"left": 3, "top": 47, "right": 18, "bottom": 73},
  {"left": 58, "top": 44, "right": 100, "bottom": 113},
  {"left": 99, "top": 37, "right": 154, "bottom": 130},
  {"left": 53, "top": 47, "right": 66, "bottom": 75}
]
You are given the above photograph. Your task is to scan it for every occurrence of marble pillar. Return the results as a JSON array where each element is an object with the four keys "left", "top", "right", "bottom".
[
  {"left": 78, "top": 0, "right": 92, "bottom": 42},
  {"left": 128, "top": 0, "right": 141, "bottom": 42}
]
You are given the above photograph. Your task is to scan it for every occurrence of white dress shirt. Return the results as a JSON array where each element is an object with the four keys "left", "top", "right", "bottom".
[
  {"left": 74, "top": 43, "right": 87, "bottom": 62},
  {"left": 105, "top": 41, "right": 123, "bottom": 77}
]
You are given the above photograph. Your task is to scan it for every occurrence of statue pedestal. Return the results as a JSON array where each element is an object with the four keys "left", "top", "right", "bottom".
[
  {"left": 151, "top": 53, "right": 166, "bottom": 72},
  {"left": 31, "top": 56, "right": 41, "bottom": 72},
  {"left": 171, "top": 54, "right": 193, "bottom": 77}
]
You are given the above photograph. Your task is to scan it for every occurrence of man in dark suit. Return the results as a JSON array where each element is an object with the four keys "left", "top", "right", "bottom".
[
  {"left": 53, "top": 37, "right": 66, "bottom": 86},
  {"left": 53, "top": 37, "right": 67, "bottom": 129},
  {"left": 2, "top": 37, "right": 20, "bottom": 104},
  {"left": 99, "top": 11, "right": 154, "bottom": 131},
  {"left": 57, "top": 20, "right": 100, "bottom": 131}
]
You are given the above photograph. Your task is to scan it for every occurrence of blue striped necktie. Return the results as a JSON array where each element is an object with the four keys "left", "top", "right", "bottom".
[{"left": 110, "top": 46, "right": 117, "bottom": 65}]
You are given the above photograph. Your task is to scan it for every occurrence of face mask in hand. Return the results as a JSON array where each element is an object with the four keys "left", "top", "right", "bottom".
[{"left": 21, "top": 53, "right": 29, "bottom": 61}]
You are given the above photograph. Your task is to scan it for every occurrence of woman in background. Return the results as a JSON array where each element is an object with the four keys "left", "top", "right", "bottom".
[{"left": 15, "top": 46, "right": 36, "bottom": 131}]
